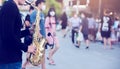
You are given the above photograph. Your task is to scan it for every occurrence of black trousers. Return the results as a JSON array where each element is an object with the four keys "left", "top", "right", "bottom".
[{"left": 71, "top": 29, "right": 78, "bottom": 44}]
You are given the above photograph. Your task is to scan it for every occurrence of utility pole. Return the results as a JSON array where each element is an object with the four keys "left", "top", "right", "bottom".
[
  {"left": 76, "top": 0, "right": 79, "bottom": 14},
  {"left": 98, "top": 0, "right": 101, "bottom": 18}
]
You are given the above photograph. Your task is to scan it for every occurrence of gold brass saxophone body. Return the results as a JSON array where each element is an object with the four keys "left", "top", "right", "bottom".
[{"left": 26, "top": 1, "right": 47, "bottom": 66}]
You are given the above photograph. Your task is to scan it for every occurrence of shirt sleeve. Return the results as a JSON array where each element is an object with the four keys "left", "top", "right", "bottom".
[
  {"left": 45, "top": 17, "right": 50, "bottom": 28},
  {"left": 25, "top": 14, "right": 30, "bottom": 22},
  {"left": 30, "top": 10, "right": 36, "bottom": 24}
]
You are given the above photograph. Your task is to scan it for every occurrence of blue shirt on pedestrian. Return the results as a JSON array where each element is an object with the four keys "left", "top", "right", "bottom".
[{"left": 30, "top": 10, "right": 46, "bottom": 38}]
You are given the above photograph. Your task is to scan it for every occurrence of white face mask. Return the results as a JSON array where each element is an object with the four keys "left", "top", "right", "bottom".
[
  {"left": 50, "top": 11, "right": 55, "bottom": 16},
  {"left": 41, "top": 5, "right": 46, "bottom": 11}
]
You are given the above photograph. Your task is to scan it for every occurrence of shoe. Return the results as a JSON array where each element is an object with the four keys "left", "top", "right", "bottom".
[
  {"left": 49, "top": 62, "right": 56, "bottom": 65},
  {"left": 63, "top": 34, "right": 66, "bottom": 38},
  {"left": 85, "top": 46, "right": 89, "bottom": 49},
  {"left": 75, "top": 46, "right": 79, "bottom": 48},
  {"left": 47, "top": 57, "right": 49, "bottom": 60},
  {"left": 110, "top": 47, "right": 114, "bottom": 50},
  {"left": 48, "top": 60, "right": 56, "bottom": 65}
]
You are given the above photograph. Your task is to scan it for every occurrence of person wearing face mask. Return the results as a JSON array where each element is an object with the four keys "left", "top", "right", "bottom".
[
  {"left": 26, "top": 0, "right": 46, "bottom": 69},
  {"left": 45, "top": 7, "right": 60, "bottom": 65},
  {"left": 30, "top": 0, "right": 46, "bottom": 38},
  {"left": 69, "top": 11, "right": 81, "bottom": 48},
  {"left": 0, "top": 0, "right": 36, "bottom": 69}
]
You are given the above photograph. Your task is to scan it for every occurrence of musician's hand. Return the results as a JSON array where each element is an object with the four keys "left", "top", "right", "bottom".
[
  {"left": 29, "top": 28, "right": 34, "bottom": 35},
  {"left": 25, "top": 21, "right": 31, "bottom": 27},
  {"left": 27, "top": 44, "right": 36, "bottom": 54},
  {"left": 39, "top": 33, "right": 42, "bottom": 38}
]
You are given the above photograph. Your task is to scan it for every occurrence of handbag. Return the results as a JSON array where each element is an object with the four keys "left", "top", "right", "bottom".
[
  {"left": 77, "top": 31, "right": 84, "bottom": 41},
  {"left": 96, "top": 31, "right": 102, "bottom": 40},
  {"left": 56, "top": 24, "right": 62, "bottom": 31}
]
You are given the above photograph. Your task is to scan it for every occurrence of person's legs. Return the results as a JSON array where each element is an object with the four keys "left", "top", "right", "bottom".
[
  {"left": 51, "top": 41, "right": 59, "bottom": 56},
  {"left": 85, "top": 39, "right": 89, "bottom": 49},
  {"left": 62, "top": 29, "right": 66, "bottom": 37},
  {"left": 91, "top": 28, "right": 95, "bottom": 41},
  {"left": 0, "top": 62, "right": 22, "bottom": 69},
  {"left": 103, "top": 37, "right": 107, "bottom": 49},
  {"left": 48, "top": 37, "right": 59, "bottom": 65},
  {"left": 108, "top": 38, "right": 112, "bottom": 49},
  {"left": 88, "top": 28, "right": 92, "bottom": 41},
  {"left": 48, "top": 48, "right": 55, "bottom": 64},
  {"left": 75, "top": 32, "right": 80, "bottom": 48},
  {"left": 41, "top": 52, "right": 46, "bottom": 69},
  {"left": 61, "top": 26, "right": 67, "bottom": 38},
  {"left": 72, "top": 29, "right": 75, "bottom": 44},
  {"left": 75, "top": 41, "right": 81, "bottom": 48},
  {"left": 22, "top": 53, "right": 30, "bottom": 69},
  {"left": 83, "top": 34, "right": 89, "bottom": 49}
]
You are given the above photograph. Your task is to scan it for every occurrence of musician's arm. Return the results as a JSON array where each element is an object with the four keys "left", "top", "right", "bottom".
[
  {"left": 1, "top": 2, "right": 29, "bottom": 52},
  {"left": 20, "top": 29, "right": 30, "bottom": 38},
  {"left": 30, "top": 10, "right": 36, "bottom": 25}
]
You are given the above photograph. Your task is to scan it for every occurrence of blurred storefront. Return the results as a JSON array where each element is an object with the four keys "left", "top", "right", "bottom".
[{"left": 62, "top": 0, "right": 90, "bottom": 16}]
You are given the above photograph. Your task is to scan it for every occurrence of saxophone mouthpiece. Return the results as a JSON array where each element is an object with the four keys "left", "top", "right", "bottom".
[
  {"left": 25, "top": 0, "right": 34, "bottom": 5},
  {"left": 25, "top": 1, "right": 31, "bottom": 5}
]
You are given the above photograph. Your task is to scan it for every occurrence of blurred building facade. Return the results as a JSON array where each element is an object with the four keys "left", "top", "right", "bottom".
[{"left": 62, "top": 0, "right": 90, "bottom": 16}]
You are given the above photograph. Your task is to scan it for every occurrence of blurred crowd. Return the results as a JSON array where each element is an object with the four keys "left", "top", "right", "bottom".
[{"left": 57, "top": 10, "right": 120, "bottom": 49}]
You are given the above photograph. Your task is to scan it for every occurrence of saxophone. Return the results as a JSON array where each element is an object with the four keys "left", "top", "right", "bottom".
[{"left": 25, "top": 0, "right": 47, "bottom": 66}]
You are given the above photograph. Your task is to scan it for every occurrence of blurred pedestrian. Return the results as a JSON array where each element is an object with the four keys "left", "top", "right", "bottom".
[
  {"left": 87, "top": 14, "right": 96, "bottom": 42},
  {"left": 100, "top": 16, "right": 112, "bottom": 49},
  {"left": 69, "top": 11, "right": 81, "bottom": 48},
  {"left": 45, "top": 7, "right": 59, "bottom": 65},
  {"left": 22, "top": 6, "right": 34, "bottom": 69},
  {"left": 79, "top": 12, "right": 90, "bottom": 49},
  {"left": 29, "top": 0, "right": 46, "bottom": 69},
  {"left": 60, "top": 11, "right": 68, "bottom": 38}
]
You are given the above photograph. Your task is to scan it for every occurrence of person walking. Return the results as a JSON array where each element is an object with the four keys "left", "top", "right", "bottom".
[
  {"left": 87, "top": 14, "right": 96, "bottom": 42},
  {"left": 60, "top": 11, "right": 68, "bottom": 38},
  {"left": 30, "top": 0, "right": 46, "bottom": 69},
  {"left": 22, "top": 6, "right": 34, "bottom": 69},
  {"left": 45, "top": 7, "right": 60, "bottom": 65},
  {"left": 69, "top": 11, "right": 81, "bottom": 48},
  {"left": 79, "top": 12, "right": 90, "bottom": 49},
  {"left": 100, "top": 16, "right": 112, "bottom": 49}
]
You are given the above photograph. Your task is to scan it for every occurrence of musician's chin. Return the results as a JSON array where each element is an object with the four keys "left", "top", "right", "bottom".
[{"left": 18, "top": 0, "right": 26, "bottom": 5}]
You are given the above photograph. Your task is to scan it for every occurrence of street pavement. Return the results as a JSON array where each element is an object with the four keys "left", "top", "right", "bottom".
[{"left": 22, "top": 30, "right": 120, "bottom": 69}]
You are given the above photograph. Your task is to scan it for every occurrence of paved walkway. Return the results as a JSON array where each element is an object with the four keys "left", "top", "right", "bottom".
[{"left": 22, "top": 31, "right": 120, "bottom": 69}]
